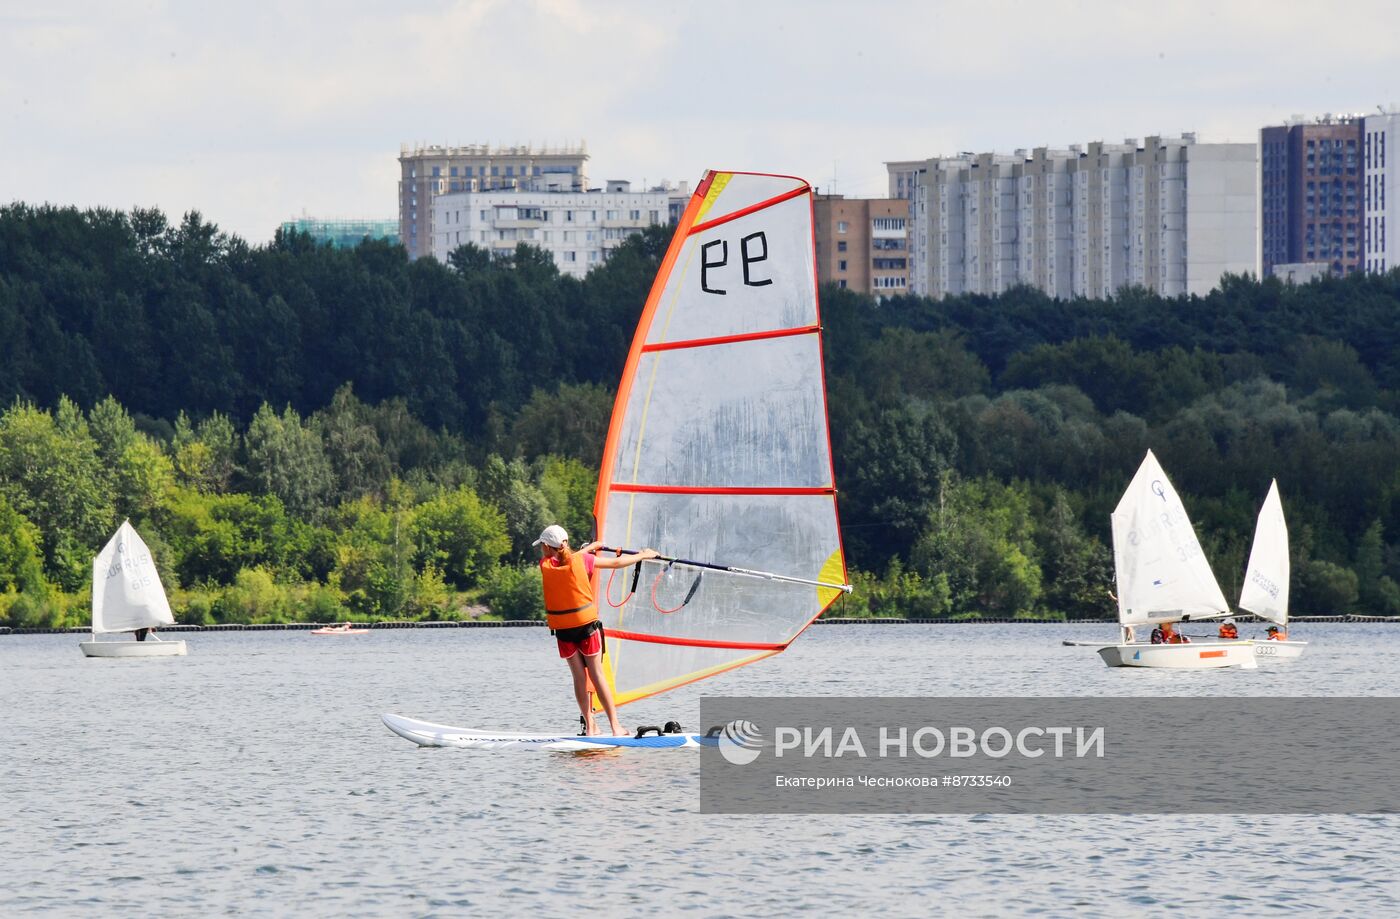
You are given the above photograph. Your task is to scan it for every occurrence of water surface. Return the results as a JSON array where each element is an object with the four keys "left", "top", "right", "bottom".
[{"left": 2, "top": 623, "right": 1395, "bottom": 916}]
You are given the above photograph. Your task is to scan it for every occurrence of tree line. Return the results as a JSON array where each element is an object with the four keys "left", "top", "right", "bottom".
[{"left": 2, "top": 201, "right": 1399, "bottom": 624}]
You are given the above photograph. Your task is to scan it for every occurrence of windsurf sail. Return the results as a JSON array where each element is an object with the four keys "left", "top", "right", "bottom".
[
  {"left": 91, "top": 520, "right": 175, "bottom": 634},
  {"left": 594, "top": 170, "right": 850, "bottom": 707},
  {"left": 1111, "top": 450, "right": 1229, "bottom": 626},
  {"left": 1239, "top": 479, "right": 1289, "bottom": 626}
]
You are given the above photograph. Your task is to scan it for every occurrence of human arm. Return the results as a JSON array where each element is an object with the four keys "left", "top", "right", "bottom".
[{"left": 593, "top": 548, "right": 660, "bottom": 570}]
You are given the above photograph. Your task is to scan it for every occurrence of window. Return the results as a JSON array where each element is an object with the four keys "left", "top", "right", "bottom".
[
  {"left": 565, "top": 251, "right": 577, "bottom": 262},
  {"left": 432, "top": 166, "right": 441, "bottom": 177},
  {"left": 838, "top": 260, "right": 847, "bottom": 271},
  {"left": 491, "top": 166, "right": 499, "bottom": 177},
  {"left": 480, "top": 210, "right": 487, "bottom": 221},
  {"left": 837, "top": 221, "right": 849, "bottom": 234},
  {"left": 506, "top": 166, "right": 514, "bottom": 177},
  {"left": 465, "top": 166, "right": 474, "bottom": 177},
  {"left": 566, "top": 210, "right": 574, "bottom": 222},
  {"left": 629, "top": 210, "right": 641, "bottom": 220},
  {"left": 606, "top": 210, "right": 618, "bottom": 220},
  {"left": 837, "top": 241, "right": 847, "bottom": 252}
]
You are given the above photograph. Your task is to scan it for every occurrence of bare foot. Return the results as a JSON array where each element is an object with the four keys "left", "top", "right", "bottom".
[
  {"left": 609, "top": 721, "right": 626, "bottom": 737},
  {"left": 583, "top": 715, "right": 598, "bottom": 736}
]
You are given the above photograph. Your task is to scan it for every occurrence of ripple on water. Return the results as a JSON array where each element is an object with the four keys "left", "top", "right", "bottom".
[{"left": 3, "top": 624, "right": 1400, "bottom": 915}]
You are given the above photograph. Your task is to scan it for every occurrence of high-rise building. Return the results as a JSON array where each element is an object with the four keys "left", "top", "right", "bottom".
[
  {"left": 900, "top": 134, "right": 1257, "bottom": 299},
  {"left": 399, "top": 143, "right": 589, "bottom": 260},
  {"left": 279, "top": 217, "right": 399, "bottom": 248},
  {"left": 1260, "top": 116, "right": 1364, "bottom": 277},
  {"left": 1364, "top": 111, "right": 1399, "bottom": 273},
  {"left": 812, "top": 195, "right": 909, "bottom": 296},
  {"left": 430, "top": 180, "right": 667, "bottom": 278}
]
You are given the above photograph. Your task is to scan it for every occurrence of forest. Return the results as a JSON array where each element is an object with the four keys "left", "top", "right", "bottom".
[{"left": 2, "top": 201, "right": 1399, "bottom": 627}]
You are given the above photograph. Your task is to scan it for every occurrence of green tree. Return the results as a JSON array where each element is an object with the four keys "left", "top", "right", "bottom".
[
  {"left": 912, "top": 477, "right": 1043, "bottom": 618},
  {"left": 244, "top": 403, "right": 335, "bottom": 519},
  {"left": 509, "top": 382, "right": 613, "bottom": 463},
  {"left": 0, "top": 400, "right": 114, "bottom": 587},
  {"left": 410, "top": 486, "right": 511, "bottom": 588}
]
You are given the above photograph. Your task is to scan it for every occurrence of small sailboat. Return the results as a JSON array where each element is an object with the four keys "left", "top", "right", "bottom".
[
  {"left": 1096, "top": 451, "right": 1256, "bottom": 669},
  {"left": 80, "top": 521, "right": 186, "bottom": 658},
  {"left": 1239, "top": 480, "right": 1306, "bottom": 661}
]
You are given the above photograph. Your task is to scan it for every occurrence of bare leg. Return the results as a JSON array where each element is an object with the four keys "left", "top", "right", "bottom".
[
  {"left": 583, "top": 653, "right": 624, "bottom": 736},
  {"left": 566, "top": 653, "right": 596, "bottom": 734}
]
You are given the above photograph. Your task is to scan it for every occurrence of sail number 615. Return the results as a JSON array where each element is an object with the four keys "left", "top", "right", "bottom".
[{"left": 700, "top": 231, "right": 772, "bottom": 295}]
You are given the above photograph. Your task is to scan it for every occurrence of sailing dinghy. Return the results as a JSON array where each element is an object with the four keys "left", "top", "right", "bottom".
[
  {"left": 384, "top": 170, "right": 851, "bottom": 748},
  {"left": 1096, "top": 451, "right": 1255, "bottom": 669},
  {"left": 1239, "top": 480, "right": 1306, "bottom": 661},
  {"left": 80, "top": 520, "right": 186, "bottom": 658}
]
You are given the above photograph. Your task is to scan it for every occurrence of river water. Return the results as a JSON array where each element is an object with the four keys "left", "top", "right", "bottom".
[{"left": 2, "top": 623, "right": 1396, "bottom": 916}]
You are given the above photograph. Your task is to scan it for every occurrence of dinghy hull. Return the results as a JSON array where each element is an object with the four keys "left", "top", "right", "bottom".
[
  {"left": 1097, "top": 641, "right": 1257, "bottom": 669},
  {"left": 80, "top": 640, "right": 187, "bottom": 658},
  {"left": 1254, "top": 639, "right": 1307, "bottom": 661}
]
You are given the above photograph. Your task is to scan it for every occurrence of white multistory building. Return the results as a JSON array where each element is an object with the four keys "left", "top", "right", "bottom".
[
  {"left": 897, "top": 134, "right": 1259, "bottom": 299},
  {"left": 430, "top": 180, "right": 669, "bottom": 277},
  {"left": 1364, "top": 111, "right": 1399, "bottom": 273}
]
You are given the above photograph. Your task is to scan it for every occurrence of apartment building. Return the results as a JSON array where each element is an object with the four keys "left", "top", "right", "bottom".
[
  {"left": 399, "top": 143, "right": 589, "bottom": 260},
  {"left": 812, "top": 195, "right": 910, "bottom": 295},
  {"left": 430, "top": 180, "right": 667, "bottom": 278},
  {"left": 1364, "top": 111, "right": 1399, "bottom": 273},
  {"left": 900, "top": 134, "right": 1258, "bottom": 299},
  {"left": 1260, "top": 116, "right": 1364, "bottom": 277}
]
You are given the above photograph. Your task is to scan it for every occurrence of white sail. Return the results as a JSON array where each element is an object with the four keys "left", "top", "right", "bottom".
[
  {"left": 1111, "top": 450, "right": 1230, "bottom": 625},
  {"left": 594, "top": 170, "right": 848, "bottom": 707},
  {"left": 1239, "top": 479, "right": 1289, "bottom": 626},
  {"left": 91, "top": 520, "right": 174, "bottom": 634}
]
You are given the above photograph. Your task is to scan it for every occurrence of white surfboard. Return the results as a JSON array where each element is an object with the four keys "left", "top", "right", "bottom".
[{"left": 381, "top": 713, "right": 709, "bottom": 751}]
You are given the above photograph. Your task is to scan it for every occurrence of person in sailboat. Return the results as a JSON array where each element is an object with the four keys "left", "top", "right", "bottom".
[
  {"left": 135, "top": 627, "right": 152, "bottom": 642},
  {"left": 1150, "top": 621, "right": 1190, "bottom": 644},
  {"left": 534, "top": 525, "right": 658, "bottom": 736},
  {"left": 1218, "top": 618, "right": 1239, "bottom": 640},
  {"left": 1266, "top": 624, "right": 1288, "bottom": 641}
]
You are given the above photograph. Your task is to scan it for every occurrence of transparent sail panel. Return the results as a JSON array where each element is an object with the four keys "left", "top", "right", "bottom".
[
  {"left": 612, "top": 336, "right": 832, "bottom": 489},
  {"left": 694, "top": 173, "right": 808, "bottom": 225}
]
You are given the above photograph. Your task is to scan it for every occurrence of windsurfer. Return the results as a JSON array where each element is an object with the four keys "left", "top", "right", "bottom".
[{"left": 535, "top": 525, "right": 658, "bottom": 736}]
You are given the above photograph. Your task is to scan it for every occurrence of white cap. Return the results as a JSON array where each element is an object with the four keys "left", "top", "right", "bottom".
[
  {"left": 1223, "top": 618, "right": 1236, "bottom": 625},
  {"left": 532, "top": 525, "right": 569, "bottom": 548}
]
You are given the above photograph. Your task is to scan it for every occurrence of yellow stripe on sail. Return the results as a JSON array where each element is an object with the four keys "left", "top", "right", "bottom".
[
  {"left": 817, "top": 548, "right": 847, "bottom": 610},
  {"left": 693, "top": 172, "right": 732, "bottom": 224},
  {"left": 602, "top": 649, "right": 780, "bottom": 710}
]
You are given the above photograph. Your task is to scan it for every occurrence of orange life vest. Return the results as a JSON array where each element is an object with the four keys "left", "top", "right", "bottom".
[
  {"left": 1219, "top": 625, "right": 1239, "bottom": 639},
  {"left": 540, "top": 551, "right": 598, "bottom": 630},
  {"left": 1268, "top": 630, "right": 1287, "bottom": 641}
]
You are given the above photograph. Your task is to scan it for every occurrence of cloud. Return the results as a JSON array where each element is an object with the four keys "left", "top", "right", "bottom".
[{"left": 2, "top": 0, "right": 1397, "bottom": 242}]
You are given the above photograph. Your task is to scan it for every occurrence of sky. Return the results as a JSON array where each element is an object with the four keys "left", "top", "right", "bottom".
[{"left": 3, "top": 0, "right": 1398, "bottom": 244}]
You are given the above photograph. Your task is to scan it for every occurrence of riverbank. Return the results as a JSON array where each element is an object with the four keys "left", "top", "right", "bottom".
[{"left": 1, "top": 613, "right": 1391, "bottom": 635}]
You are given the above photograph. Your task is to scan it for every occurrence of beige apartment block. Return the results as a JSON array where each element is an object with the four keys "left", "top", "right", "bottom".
[
  {"left": 813, "top": 195, "right": 909, "bottom": 296},
  {"left": 398, "top": 143, "right": 589, "bottom": 260}
]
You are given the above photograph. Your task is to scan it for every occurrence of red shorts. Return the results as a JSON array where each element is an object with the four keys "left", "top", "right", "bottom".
[{"left": 557, "top": 629, "right": 603, "bottom": 659}]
